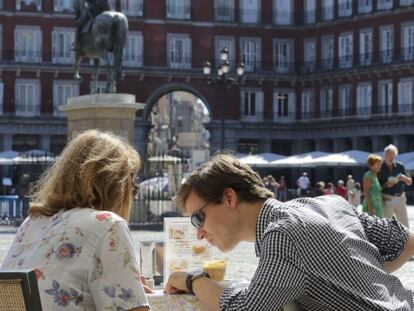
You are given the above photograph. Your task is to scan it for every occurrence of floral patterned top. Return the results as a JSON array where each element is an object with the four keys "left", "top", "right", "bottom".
[{"left": 1, "top": 208, "right": 149, "bottom": 311}]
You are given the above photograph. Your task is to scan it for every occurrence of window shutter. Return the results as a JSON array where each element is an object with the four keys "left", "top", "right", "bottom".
[
  {"left": 52, "top": 31, "right": 57, "bottom": 62},
  {"left": 15, "top": 29, "right": 20, "bottom": 59},
  {"left": 288, "top": 92, "right": 296, "bottom": 115},
  {"left": 0, "top": 82, "right": 3, "bottom": 115},
  {"left": 35, "top": 30, "right": 42, "bottom": 62},
  {"left": 137, "top": 33, "right": 143, "bottom": 67},
  {"left": 185, "top": 37, "right": 191, "bottom": 68}
]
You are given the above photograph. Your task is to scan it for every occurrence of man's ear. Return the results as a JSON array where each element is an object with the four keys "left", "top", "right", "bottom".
[{"left": 223, "top": 188, "right": 237, "bottom": 209}]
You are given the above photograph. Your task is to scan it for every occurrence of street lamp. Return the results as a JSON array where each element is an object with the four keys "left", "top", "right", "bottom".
[{"left": 202, "top": 48, "right": 245, "bottom": 150}]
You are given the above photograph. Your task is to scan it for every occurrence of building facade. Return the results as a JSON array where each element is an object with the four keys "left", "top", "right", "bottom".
[{"left": 1, "top": 0, "right": 414, "bottom": 157}]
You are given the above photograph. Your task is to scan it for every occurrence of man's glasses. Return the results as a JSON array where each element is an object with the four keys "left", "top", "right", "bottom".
[{"left": 190, "top": 201, "right": 210, "bottom": 229}]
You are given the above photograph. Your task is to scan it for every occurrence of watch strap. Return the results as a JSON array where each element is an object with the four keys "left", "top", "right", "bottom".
[{"left": 186, "top": 272, "right": 210, "bottom": 295}]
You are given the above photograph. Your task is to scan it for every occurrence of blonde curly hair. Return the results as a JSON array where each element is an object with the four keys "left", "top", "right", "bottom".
[{"left": 29, "top": 130, "right": 141, "bottom": 220}]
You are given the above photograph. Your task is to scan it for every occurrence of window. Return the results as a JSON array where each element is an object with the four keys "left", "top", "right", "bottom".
[
  {"left": 398, "top": 79, "right": 413, "bottom": 113},
  {"left": 357, "top": 83, "right": 372, "bottom": 116},
  {"left": 124, "top": 31, "right": 143, "bottom": 67},
  {"left": 0, "top": 81, "right": 3, "bottom": 116},
  {"left": 15, "top": 26, "right": 42, "bottom": 63},
  {"left": 303, "top": 39, "right": 316, "bottom": 72},
  {"left": 237, "top": 139, "right": 260, "bottom": 154},
  {"left": 215, "top": 0, "right": 234, "bottom": 22},
  {"left": 215, "top": 36, "right": 235, "bottom": 68},
  {"left": 321, "top": 35, "right": 334, "bottom": 70},
  {"left": 358, "top": 0, "right": 372, "bottom": 13},
  {"left": 339, "top": 85, "right": 351, "bottom": 116},
  {"left": 304, "top": 0, "right": 316, "bottom": 24},
  {"left": 338, "top": 0, "right": 352, "bottom": 17},
  {"left": 321, "top": 0, "right": 333, "bottom": 21},
  {"left": 0, "top": 25, "right": 2, "bottom": 60},
  {"left": 15, "top": 80, "right": 41, "bottom": 117},
  {"left": 121, "top": 0, "right": 143, "bottom": 16},
  {"left": 402, "top": 23, "right": 414, "bottom": 61},
  {"left": 301, "top": 89, "right": 314, "bottom": 119},
  {"left": 166, "top": 0, "right": 190, "bottom": 19},
  {"left": 320, "top": 87, "right": 333, "bottom": 118},
  {"left": 241, "top": 89, "right": 263, "bottom": 121},
  {"left": 274, "top": 0, "right": 293, "bottom": 25},
  {"left": 16, "top": 0, "right": 41, "bottom": 11},
  {"left": 167, "top": 34, "right": 191, "bottom": 69},
  {"left": 53, "top": 81, "right": 79, "bottom": 117},
  {"left": 52, "top": 28, "right": 74, "bottom": 64},
  {"left": 339, "top": 32, "right": 353, "bottom": 68},
  {"left": 240, "top": 37, "right": 261, "bottom": 72},
  {"left": 54, "top": 0, "right": 72, "bottom": 12},
  {"left": 93, "top": 81, "right": 108, "bottom": 94},
  {"left": 400, "top": 0, "right": 414, "bottom": 6},
  {"left": 377, "top": 0, "right": 393, "bottom": 10},
  {"left": 240, "top": 0, "right": 260, "bottom": 23},
  {"left": 273, "top": 39, "right": 293, "bottom": 73},
  {"left": 274, "top": 91, "right": 295, "bottom": 121},
  {"left": 378, "top": 80, "right": 393, "bottom": 114},
  {"left": 380, "top": 26, "right": 393, "bottom": 63},
  {"left": 359, "top": 29, "right": 373, "bottom": 65}
]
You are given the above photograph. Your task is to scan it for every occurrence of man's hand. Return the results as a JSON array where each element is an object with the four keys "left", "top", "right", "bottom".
[
  {"left": 164, "top": 272, "right": 190, "bottom": 294},
  {"left": 397, "top": 174, "right": 412, "bottom": 186}
]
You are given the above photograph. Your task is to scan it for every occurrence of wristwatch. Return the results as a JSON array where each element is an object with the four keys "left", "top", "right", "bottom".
[{"left": 186, "top": 272, "right": 210, "bottom": 295}]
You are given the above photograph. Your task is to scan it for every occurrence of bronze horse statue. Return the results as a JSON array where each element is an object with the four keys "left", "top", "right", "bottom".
[{"left": 73, "top": 0, "right": 128, "bottom": 93}]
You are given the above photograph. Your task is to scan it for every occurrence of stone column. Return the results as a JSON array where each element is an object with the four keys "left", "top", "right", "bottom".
[
  {"left": 2, "top": 134, "right": 13, "bottom": 151},
  {"left": 371, "top": 136, "right": 381, "bottom": 153},
  {"left": 262, "top": 139, "right": 272, "bottom": 153},
  {"left": 40, "top": 135, "right": 51, "bottom": 152},
  {"left": 60, "top": 94, "right": 144, "bottom": 145},
  {"left": 333, "top": 138, "right": 347, "bottom": 153},
  {"left": 393, "top": 135, "right": 408, "bottom": 153}
]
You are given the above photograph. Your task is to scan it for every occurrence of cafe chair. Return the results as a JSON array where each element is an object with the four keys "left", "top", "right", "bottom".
[{"left": 0, "top": 269, "right": 42, "bottom": 311}]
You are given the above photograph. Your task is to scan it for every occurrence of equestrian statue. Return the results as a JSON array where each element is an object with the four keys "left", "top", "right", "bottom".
[{"left": 73, "top": 0, "right": 128, "bottom": 93}]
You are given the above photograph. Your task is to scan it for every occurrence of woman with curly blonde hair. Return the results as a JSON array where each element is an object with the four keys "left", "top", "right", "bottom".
[{"left": 1, "top": 130, "right": 150, "bottom": 311}]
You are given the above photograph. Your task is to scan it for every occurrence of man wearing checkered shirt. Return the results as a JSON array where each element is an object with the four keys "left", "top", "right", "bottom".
[{"left": 165, "top": 154, "right": 414, "bottom": 311}]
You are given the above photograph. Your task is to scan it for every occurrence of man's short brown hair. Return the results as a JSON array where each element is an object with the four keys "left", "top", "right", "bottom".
[{"left": 175, "top": 154, "right": 274, "bottom": 210}]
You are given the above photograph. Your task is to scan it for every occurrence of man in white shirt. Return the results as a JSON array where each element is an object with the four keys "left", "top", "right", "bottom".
[{"left": 297, "top": 172, "right": 310, "bottom": 196}]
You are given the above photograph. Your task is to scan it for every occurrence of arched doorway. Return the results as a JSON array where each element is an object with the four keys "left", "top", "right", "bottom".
[{"left": 142, "top": 84, "right": 211, "bottom": 183}]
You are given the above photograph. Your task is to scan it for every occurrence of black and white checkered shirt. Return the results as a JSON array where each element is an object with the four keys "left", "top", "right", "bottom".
[{"left": 220, "top": 195, "right": 413, "bottom": 311}]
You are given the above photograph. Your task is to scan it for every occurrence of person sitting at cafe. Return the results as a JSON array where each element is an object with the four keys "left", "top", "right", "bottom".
[
  {"left": 1, "top": 130, "right": 150, "bottom": 311},
  {"left": 165, "top": 154, "right": 414, "bottom": 311},
  {"left": 379, "top": 144, "right": 412, "bottom": 228}
]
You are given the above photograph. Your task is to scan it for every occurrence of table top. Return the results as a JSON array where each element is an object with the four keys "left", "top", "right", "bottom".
[{"left": 147, "top": 290, "right": 208, "bottom": 311}]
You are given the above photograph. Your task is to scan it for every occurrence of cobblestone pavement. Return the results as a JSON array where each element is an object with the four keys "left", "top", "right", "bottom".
[{"left": 0, "top": 206, "right": 413, "bottom": 290}]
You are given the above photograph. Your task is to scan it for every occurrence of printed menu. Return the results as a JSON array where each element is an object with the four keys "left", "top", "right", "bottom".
[{"left": 164, "top": 217, "right": 212, "bottom": 284}]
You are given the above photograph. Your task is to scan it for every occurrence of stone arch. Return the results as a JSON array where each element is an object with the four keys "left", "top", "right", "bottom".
[
  {"left": 137, "top": 83, "right": 212, "bottom": 161},
  {"left": 143, "top": 83, "right": 211, "bottom": 121}
]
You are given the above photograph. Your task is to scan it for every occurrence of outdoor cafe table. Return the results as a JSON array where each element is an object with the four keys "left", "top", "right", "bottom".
[
  {"left": 147, "top": 290, "right": 207, "bottom": 311},
  {"left": 147, "top": 288, "right": 300, "bottom": 311}
]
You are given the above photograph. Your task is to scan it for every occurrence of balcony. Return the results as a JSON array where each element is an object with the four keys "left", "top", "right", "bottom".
[
  {"left": 14, "top": 50, "right": 42, "bottom": 63},
  {"left": 214, "top": 7, "right": 235, "bottom": 22},
  {"left": 1, "top": 47, "right": 414, "bottom": 79},
  {"left": 15, "top": 104, "right": 41, "bottom": 117},
  {"left": 166, "top": 4, "right": 190, "bottom": 20},
  {"left": 51, "top": 51, "right": 75, "bottom": 65},
  {"left": 53, "top": 0, "right": 73, "bottom": 13},
  {"left": 16, "top": 0, "right": 41, "bottom": 11}
]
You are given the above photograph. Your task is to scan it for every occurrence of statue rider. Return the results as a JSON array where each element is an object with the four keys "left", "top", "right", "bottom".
[{"left": 74, "top": 0, "right": 111, "bottom": 51}]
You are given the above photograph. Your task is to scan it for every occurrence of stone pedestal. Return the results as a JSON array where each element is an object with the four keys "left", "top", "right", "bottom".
[{"left": 60, "top": 94, "right": 144, "bottom": 144}]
